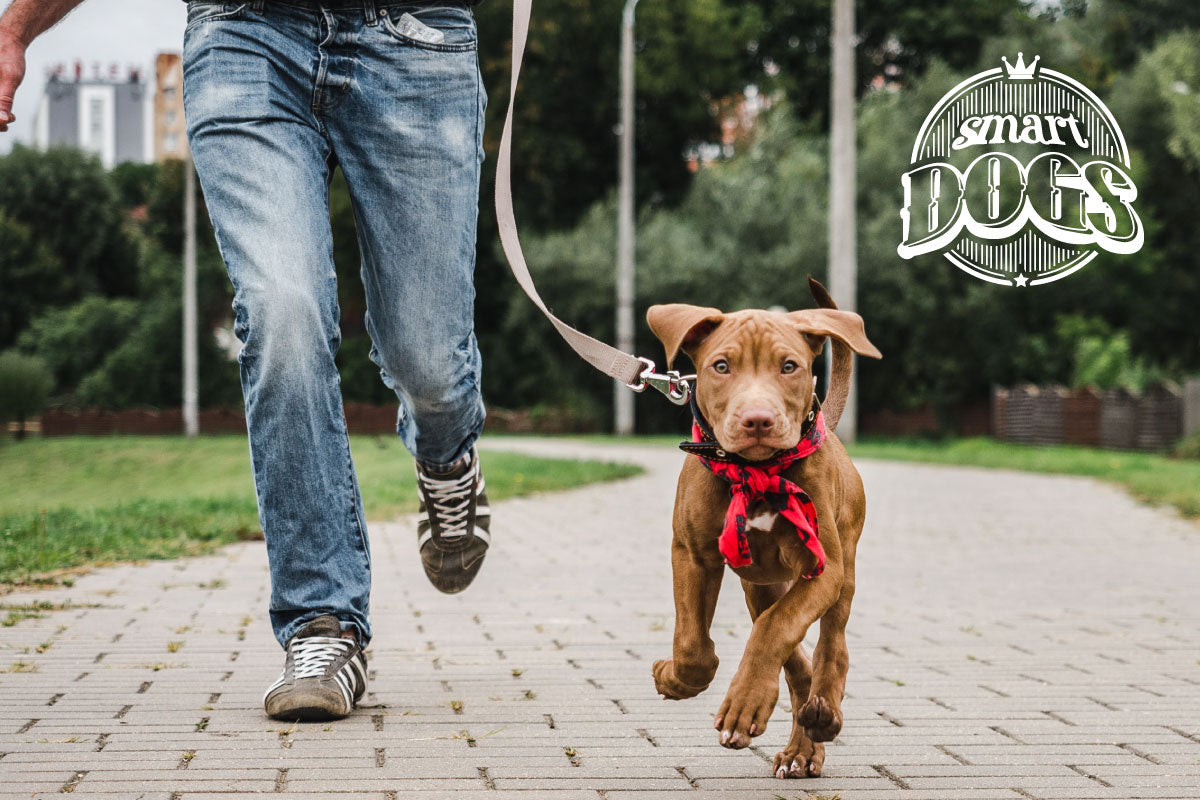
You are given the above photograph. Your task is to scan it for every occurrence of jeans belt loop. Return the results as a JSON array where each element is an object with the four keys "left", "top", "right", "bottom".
[{"left": 363, "top": 0, "right": 379, "bottom": 25}]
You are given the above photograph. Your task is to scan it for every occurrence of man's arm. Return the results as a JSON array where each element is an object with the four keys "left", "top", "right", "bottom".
[{"left": 0, "top": 0, "right": 86, "bottom": 131}]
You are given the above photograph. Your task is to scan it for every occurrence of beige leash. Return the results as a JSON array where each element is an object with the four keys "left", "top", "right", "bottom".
[{"left": 493, "top": 0, "right": 692, "bottom": 405}]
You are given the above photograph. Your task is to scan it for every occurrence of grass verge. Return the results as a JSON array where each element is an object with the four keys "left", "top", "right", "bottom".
[
  {"left": 849, "top": 436, "right": 1200, "bottom": 518},
  {"left": 0, "top": 435, "right": 641, "bottom": 585}
]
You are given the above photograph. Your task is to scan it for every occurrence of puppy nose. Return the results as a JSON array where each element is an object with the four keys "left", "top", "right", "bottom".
[{"left": 740, "top": 410, "right": 775, "bottom": 435}]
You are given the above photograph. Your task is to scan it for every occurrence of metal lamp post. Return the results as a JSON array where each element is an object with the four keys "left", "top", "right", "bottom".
[
  {"left": 828, "top": 0, "right": 858, "bottom": 442},
  {"left": 614, "top": 0, "right": 640, "bottom": 436},
  {"left": 183, "top": 156, "right": 198, "bottom": 438}
]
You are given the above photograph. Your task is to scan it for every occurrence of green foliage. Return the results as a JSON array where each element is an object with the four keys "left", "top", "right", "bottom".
[
  {"left": 0, "top": 146, "right": 240, "bottom": 411},
  {"left": 0, "top": 213, "right": 64, "bottom": 348},
  {"left": 1062, "top": 316, "right": 1161, "bottom": 392},
  {"left": 475, "top": 0, "right": 766, "bottom": 229},
  {"left": 1083, "top": 0, "right": 1200, "bottom": 75},
  {"left": 17, "top": 296, "right": 140, "bottom": 391},
  {"left": 1130, "top": 32, "right": 1200, "bottom": 174},
  {"left": 73, "top": 293, "right": 239, "bottom": 410},
  {"left": 750, "top": 0, "right": 1022, "bottom": 127},
  {"left": 1176, "top": 430, "right": 1200, "bottom": 460},
  {"left": 12, "top": 238, "right": 239, "bottom": 411},
  {"left": 0, "top": 351, "right": 53, "bottom": 431},
  {"left": 0, "top": 144, "right": 139, "bottom": 302},
  {"left": 109, "top": 161, "right": 159, "bottom": 209}
]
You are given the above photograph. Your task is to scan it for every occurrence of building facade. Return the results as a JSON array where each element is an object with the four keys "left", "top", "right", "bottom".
[
  {"left": 33, "top": 62, "right": 152, "bottom": 169},
  {"left": 154, "top": 53, "right": 188, "bottom": 162}
]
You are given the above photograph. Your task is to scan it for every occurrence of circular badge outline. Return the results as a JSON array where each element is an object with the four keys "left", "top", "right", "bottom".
[{"left": 906, "top": 62, "right": 1132, "bottom": 287}]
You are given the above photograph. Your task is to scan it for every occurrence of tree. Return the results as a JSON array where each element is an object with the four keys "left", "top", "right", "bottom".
[
  {"left": 474, "top": 0, "right": 764, "bottom": 228},
  {"left": 0, "top": 145, "right": 139, "bottom": 301},
  {"left": 0, "top": 351, "right": 53, "bottom": 439},
  {"left": 730, "top": 0, "right": 1024, "bottom": 128},
  {"left": 110, "top": 161, "right": 159, "bottom": 209},
  {"left": 17, "top": 296, "right": 140, "bottom": 391},
  {"left": 0, "top": 213, "right": 64, "bottom": 348},
  {"left": 73, "top": 296, "right": 239, "bottom": 411}
]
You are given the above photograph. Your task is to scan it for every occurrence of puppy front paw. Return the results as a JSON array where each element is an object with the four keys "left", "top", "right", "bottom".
[
  {"left": 652, "top": 658, "right": 711, "bottom": 700},
  {"left": 714, "top": 674, "right": 779, "bottom": 749}
]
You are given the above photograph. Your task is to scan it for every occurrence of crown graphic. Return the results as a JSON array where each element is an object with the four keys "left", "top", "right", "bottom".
[{"left": 1001, "top": 52, "right": 1041, "bottom": 79}]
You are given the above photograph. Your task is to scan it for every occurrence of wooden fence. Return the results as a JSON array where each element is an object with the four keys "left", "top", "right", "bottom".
[
  {"left": 38, "top": 403, "right": 603, "bottom": 437},
  {"left": 992, "top": 383, "right": 1187, "bottom": 451}
]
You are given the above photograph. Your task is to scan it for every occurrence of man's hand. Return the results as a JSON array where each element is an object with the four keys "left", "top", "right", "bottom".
[
  {"left": 0, "top": 0, "right": 87, "bottom": 133},
  {"left": 0, "top": 29, "right": 28, "bottom": 132}
]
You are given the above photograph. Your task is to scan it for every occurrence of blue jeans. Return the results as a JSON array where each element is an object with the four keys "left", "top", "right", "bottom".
[{"left": 182, "top": 0, "right": 487, "bottom": 647}]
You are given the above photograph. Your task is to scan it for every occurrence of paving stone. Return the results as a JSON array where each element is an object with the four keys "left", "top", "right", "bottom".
[{"left": 2, "top": 436, "right": 1199, "bottom": 799}]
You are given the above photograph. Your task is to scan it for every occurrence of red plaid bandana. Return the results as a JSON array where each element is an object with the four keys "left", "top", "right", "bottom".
[{"left": 682, "top": 406, "right": 827, "bottom": 579}]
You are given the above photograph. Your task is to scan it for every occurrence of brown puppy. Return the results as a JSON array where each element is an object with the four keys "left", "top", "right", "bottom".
[{"left": 645, "top": 278, "right": 881, "bottom": 779}]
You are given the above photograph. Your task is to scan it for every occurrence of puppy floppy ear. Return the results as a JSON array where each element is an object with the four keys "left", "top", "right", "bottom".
[
  {"left": 646, "top": 304, "right": 725, "bottom": 369},
  {"left": 787, "top": 305, "right": 881, "bottom": 433},
  {"left": 786, "top": 308, "right": 882, "bottom": 359}
]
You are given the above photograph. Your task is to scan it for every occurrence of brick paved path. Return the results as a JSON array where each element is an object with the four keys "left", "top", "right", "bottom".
[{"left": 2, "top": 436, "right": 1200, "bottom": 800}]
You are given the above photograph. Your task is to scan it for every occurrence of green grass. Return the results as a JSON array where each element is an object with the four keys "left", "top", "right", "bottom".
[
  {"left": 0, "top": 435, "right": 641, "bottom": 585},
  {"left": 849, "top": 436, "right": 1200, "bottom": 518}
]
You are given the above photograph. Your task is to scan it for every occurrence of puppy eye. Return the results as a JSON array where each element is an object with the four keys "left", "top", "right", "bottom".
[
  {"left": 781, "top": 360, "right": 798, "bottom": 374},
  {"left": 712, "top": 359, "right": 730, "bottom": 374}
]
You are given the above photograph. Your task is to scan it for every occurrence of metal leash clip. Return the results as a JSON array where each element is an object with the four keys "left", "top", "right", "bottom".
[{"left": 625, "top": 357, "right": 694, "bottom": 405}]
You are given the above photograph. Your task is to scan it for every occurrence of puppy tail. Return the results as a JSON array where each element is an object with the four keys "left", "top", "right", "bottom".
[
  {"left": 821, "top": 339, "right": 853, "bottom": 431},
  {"left": 807, "top": 276, "right": 850, "bottom": 431}
]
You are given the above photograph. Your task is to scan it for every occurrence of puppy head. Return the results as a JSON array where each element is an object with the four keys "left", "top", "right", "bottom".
[{"left": 647, "top": 285, "right": 880, "bottom": 461}]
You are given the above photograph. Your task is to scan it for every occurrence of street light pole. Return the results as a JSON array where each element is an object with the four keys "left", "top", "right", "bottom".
[
  {"left": 828, "top": 0, "right": 858, "bottom": 442},
  {"left": 183, "top": 156, "right": 199, "bottom": 438},
  {"left": 614, "top": 0, "right": 640, "bottom": 436}
]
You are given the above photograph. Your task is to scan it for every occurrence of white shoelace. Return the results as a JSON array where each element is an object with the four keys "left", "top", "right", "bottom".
[
  {"left": 421, "top": 469, "right": 475, "bottom": 539},
  {"left": 264, "top": 634, "right": 365, "bottom": 709},
  {"left": 290, "top": 636, "right": 354, "bottom": 680}
]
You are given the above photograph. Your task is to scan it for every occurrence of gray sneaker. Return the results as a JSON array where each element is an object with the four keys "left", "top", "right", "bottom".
[
  {"left": 415, "top": 446, "right": 491, "bottom": 594},
  {"left": 263, "top": 615, "right": 367, "bottom": 721}
]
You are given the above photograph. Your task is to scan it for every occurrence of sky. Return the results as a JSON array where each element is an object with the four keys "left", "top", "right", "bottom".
[{"left": 0, "top": 0, "right": 186, "bottom": 154}]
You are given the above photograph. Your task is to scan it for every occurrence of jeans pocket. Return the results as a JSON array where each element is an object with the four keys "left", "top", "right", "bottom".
[
  {"left": 185, "top": 2, "right": 250, "bottom": 32},
  {"left": 378, "top": 5, "right": 477, "bottom": 52}
]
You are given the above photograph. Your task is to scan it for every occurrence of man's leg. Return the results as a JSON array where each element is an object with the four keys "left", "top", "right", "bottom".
[
  {"left": 183, "top": 5, "right": 372, "bottom": 649},
  {"left": 322, "top": 3, "right": 488, "bottom": 591}
]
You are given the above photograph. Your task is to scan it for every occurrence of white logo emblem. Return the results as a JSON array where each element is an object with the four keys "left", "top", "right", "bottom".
[{"left": 898, "top": 54, "right": 1143, "bottom": 287}]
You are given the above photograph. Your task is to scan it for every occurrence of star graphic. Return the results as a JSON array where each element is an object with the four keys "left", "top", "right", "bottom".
[{"left": 1014, "top": 274, "right": 1029, "bottom": 287}]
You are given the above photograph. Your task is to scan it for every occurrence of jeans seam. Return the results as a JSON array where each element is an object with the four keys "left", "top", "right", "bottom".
[
  {"left": 473, "top": 49, "right": 483, "bottom": 166},
  {"left": 311, "top": 7, "right": 336, "bottom": 127},
  {"left": 184, "top": 2, "right": 251, "bottom": 33},
  {"left": 338, "top": 406, "right": 372, "bottom": 572}
]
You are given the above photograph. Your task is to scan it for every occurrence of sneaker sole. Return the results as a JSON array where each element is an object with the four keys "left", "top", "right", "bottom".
[{"left": 266, "top": 705, "right": 351, "bottom": 722}]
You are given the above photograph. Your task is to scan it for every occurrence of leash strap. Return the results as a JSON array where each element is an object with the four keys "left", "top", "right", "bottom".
[{"left": 494, "top": 0, "right": 649, "bottom": 389}]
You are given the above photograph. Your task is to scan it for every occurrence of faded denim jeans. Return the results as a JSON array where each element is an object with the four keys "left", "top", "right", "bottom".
[{"left": 182, "top": 0, "right": 486, "bottom": 647}]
